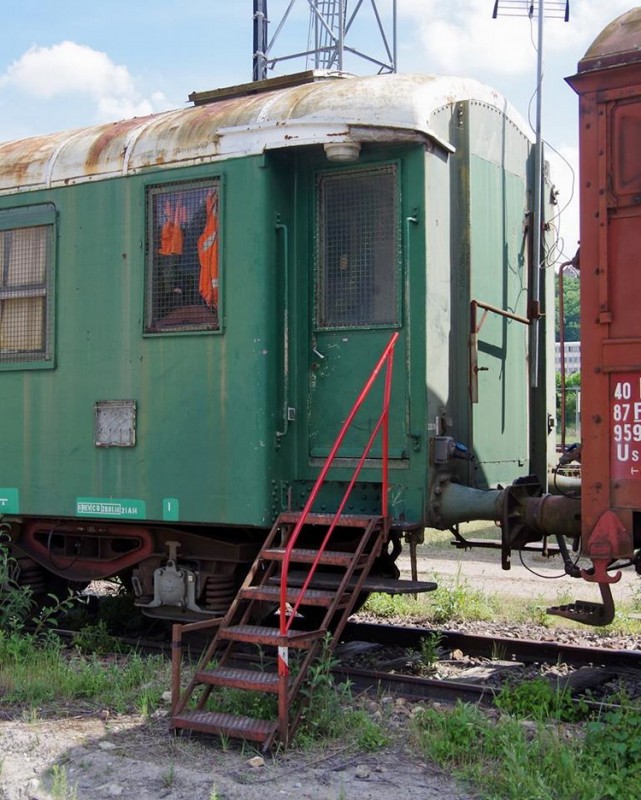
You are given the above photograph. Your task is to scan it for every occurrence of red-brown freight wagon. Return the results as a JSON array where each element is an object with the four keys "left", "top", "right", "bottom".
[{"left": 567, "top": 9, "right": 641, "bottom": 599}]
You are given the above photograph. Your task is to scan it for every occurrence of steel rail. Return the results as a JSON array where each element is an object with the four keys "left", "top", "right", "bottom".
[{"left": 341, "top": 621, "right": 641, "bottom": 670}]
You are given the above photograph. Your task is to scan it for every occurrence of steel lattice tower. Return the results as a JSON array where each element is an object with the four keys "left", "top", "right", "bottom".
[{"left": 253, "top": 0, "right": 397, "bottom": 81}]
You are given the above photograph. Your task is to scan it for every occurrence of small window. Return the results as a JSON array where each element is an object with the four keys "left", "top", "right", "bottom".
[
  {"left": 0, "top": 205, "right": 55, "bottom": 367},
  {"left": 316, "top": 165, "right": 399, "bottom": 329},
  {"left": 145, "top": 181, "right": 220, "bottom": 333}
]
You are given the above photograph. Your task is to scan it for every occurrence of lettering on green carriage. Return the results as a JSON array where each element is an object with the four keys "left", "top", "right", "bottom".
[{"left": 76, "top": 498, "right": 146, "bottom": 518}]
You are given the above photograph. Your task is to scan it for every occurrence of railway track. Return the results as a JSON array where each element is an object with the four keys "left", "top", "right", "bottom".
[
  {"left": 334, "top": 621, "right": 641, "bottom": 708},
  {"left": 341, "top": 620, "right": 641, "bottom": 669},
  {"left": 60, "top": 617, "right": 641, "bottom": 710}
]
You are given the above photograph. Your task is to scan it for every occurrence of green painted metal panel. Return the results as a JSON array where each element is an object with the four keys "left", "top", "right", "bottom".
[
  {"left": 0, "top": 155, "right": 281, "bottom": 527},
  {"left": 307, "top": 163, "right": 406, "bottom": 460},
  {"left": 284, "top": 147, "right": 428, "bottom": 523},
  {"left": 469, "top": 154, "right": 530, "bottom": 486},
  {"left": 308, "top": 329, "right": 407, "bottom": 460},
  {"left": 0, "top": 116, "right": 549, "bottom": 532}
]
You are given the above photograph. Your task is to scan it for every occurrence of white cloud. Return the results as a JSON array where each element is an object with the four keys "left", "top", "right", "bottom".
[
  {"left": 401, "top": 0, "right": 537, "bottom": 75},
  {"left": 400, "top": 0, "right": 636, "bottom": 78},
  {"left": 0, "top": 41, "right": 171, "bottom": 125},
  {"left": 1, "top": 41, "right": 132, "bottom": 98}
]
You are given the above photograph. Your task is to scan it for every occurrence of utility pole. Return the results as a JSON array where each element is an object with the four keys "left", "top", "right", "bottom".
[{"left": 492, "top": 1, "right": 570, "bottom": 388}]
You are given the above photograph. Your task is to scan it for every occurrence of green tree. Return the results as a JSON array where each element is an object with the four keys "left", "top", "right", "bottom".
[{"left": 556, "top": 370, "right": 581, "bottom": 442}]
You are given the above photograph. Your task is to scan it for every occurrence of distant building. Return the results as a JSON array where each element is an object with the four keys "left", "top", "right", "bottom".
[{"left": 555, "top": 341, "right": 581, "bottom": 374}]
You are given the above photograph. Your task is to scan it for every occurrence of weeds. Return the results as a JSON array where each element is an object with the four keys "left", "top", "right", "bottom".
[
  {"left": 0, "top": 630, "right": 169, "bottom": 712},
  {"left": 582, "top": 703, "right": 641, "bottom": 796},
  {"left": 362, "top": 574, "right": 497, "bottom": 625},
  {"left": 428, "top": 575, "right": 496, "bottom": 624},
  {"left": 0, "top": 539, "right": 78, "bottom": 640},
  {"left": 294, "top": 637, "right": 388, "bottom": 750},
  {"left": 419, "top": 632, "right": 442, "bottom": 668},
  {"left": 412, "top": 701, "right": 595, "bottom": 799},
  {"left": 161, "top": 763, "right": 176, "bottom": 789},
  {"left": 50, "top": 764, "right": 78, "bottom": 800},
  {"left": 412, "top": 692, "right": 641, "bottom": 800},
  {"left": 73, "top": 619, "right": 120, "bottom": 655},
  {"left": 495, "top": 677, "right": 589, "bottom": 723}
]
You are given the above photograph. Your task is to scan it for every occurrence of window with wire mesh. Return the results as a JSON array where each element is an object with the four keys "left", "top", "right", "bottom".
[
  {"left": 145, "top": 181, "right": 220, "bottom": 333},
  {"left": 316, "top": 165, "right": 399, "bottom": 329},
  {"left": 0, "top": 224, "right": 52, "bottom": 364}
]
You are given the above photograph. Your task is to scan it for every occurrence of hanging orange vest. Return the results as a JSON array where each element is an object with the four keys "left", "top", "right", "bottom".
[
  {"left": 198, "top": 193, "right": 219, "bottom": 307},
  {"left": 159, "top": 199, "right": 185, "bottom": 256}
]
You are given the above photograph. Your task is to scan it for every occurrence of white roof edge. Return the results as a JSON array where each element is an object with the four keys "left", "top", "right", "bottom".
[{"left": 0, "top": 73, "right": 532, "bottom": 194}]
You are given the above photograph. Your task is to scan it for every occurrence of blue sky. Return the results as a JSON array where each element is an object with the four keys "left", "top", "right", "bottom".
[{"left": 0, "top": 1, "right": 635, "bottom": 261}]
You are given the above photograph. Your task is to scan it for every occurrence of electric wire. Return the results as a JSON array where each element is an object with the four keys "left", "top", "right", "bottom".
[{"left": 518, "top": 544, "right": 581, "bottom": 579}]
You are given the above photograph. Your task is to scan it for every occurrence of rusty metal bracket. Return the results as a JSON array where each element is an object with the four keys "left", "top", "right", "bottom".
[
  {"left": 547, "top": 581, "right": 616, "bottom": 626},
  {"left": 469, "top": 299, "right": 532, "bottom": 403}
]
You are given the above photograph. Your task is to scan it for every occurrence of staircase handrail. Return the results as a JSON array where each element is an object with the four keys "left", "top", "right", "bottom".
[{"left": 280, "top": 331, "right": 399, "bottom": 635}]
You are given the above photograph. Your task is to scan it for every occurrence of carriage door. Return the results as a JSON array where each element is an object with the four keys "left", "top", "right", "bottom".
[{"left": 307, "top": 164, "right": 408, "bottom": 462}]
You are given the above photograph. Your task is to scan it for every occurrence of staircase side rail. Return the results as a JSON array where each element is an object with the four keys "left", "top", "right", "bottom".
[
  {"left": 280, "top": 331, "right": 399, "bottom": 634},
  {"left": 170, "top": 617, "right": 226, "bottom": 716}
]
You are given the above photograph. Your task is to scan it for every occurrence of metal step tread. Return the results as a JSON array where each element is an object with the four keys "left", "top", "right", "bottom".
[
  {"left": 277, "top": 512, "right": 383, "bottom": 528},
  {"left": 172, "top": 709, "right": 277, "bottom": 742},
  {"left": 274, "top": 571, "right": 438, "bottom": 595},
  {"left": 262, "top": 547, "right": 363, "bottom": 567},
  {"left": 195, "top": 666, "right": 281, "bottom": 691},
  {"left": 219, "top": 624, "right": 326, "bottom": 646},
  {"left": 239, "top": 584, "right": 340, "bottom": 606}
]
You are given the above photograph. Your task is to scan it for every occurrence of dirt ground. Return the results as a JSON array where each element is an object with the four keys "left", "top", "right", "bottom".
[
  {"left": 400, "top": 533, "right": 639, "bottom": 605},
  {"left": 0, "top": 707, "right": 478, "bottom": 800}
]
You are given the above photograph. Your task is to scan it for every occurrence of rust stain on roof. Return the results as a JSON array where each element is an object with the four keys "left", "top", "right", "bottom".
[{"left": 0, "top": 73, "right": 524, "bottom": 194}]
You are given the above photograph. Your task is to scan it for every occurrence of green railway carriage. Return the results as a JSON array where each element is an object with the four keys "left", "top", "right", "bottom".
[{"left": 0, "top": 71, "right": 555, "bottom": 620}]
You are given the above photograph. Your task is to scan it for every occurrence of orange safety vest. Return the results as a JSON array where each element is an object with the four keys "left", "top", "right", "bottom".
[
  {"left": 198, "top": 193, "right": 219, "bottom": 307},
  {"left": 159, "top": 199, "right": 185, "bottom": 256}
]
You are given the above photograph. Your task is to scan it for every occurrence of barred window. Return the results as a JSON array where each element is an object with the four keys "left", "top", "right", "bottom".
[
  {"left": 316, "top": 166, "right": 399, "bottom": 329},
  {"left": 145, "top": 181, "right": 220, "bottom": 333},
  {"left": 0, "top": 205, "right": 54, "bottom": 366}
]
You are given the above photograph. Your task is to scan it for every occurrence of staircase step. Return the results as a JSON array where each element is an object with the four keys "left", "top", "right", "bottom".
[
  {"left": 172, "top": 709, "right": 277, "bottom": 742},
  {"left": 262, "top": 547, "right": 361, "bottom": 568},
  {"left": 239, "top": 584, "right": 340, "bottom": 606},
  {"left": 277, "top": 512, "right": 382, "bottom": 529},
  {"left": 195, "top": 666, "right": 282, "bottom": 692},
  {"left": 275, "top": 571, "right": 438, "bottom": 595},
  {"left": 219, "top": 624, "right": 325, "bottom": 647}
]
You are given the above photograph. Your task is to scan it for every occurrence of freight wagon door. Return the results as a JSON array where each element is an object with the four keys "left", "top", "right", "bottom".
[{"left": 307, "top": 165, "right": 408, "bottom": 461}]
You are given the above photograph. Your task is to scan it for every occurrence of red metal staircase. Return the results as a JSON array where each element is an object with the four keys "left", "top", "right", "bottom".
[
  {"left": 170, "top": 333, "right": 435, "bottom": 748},
  {"left": 170, "top": 510, "right": 389, "bottom": 749}
]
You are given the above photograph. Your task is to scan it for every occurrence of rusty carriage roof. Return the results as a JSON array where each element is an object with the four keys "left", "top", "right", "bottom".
[
  {"left": 577, "top": 7, "right": 641, "bottom": 73},
  {"left": 0, "top": 71, "right": 531, "bottom": 194}
]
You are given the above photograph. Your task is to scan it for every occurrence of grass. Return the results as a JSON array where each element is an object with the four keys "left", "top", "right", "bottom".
[
  {"left": 50, "top": 763, "right": 79, "bottom": 800},
  {"left": 363, "top": 577, "right": 641, "bottom": 636},
  {"left": 362, "top": 575, "right": 502, "bottom": 626},
  {"left": 411, "top": 697, "right": 641, "bottom": 800},
  {"left": 0, "top": 630, "right": 170, "bottom": 714}
]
